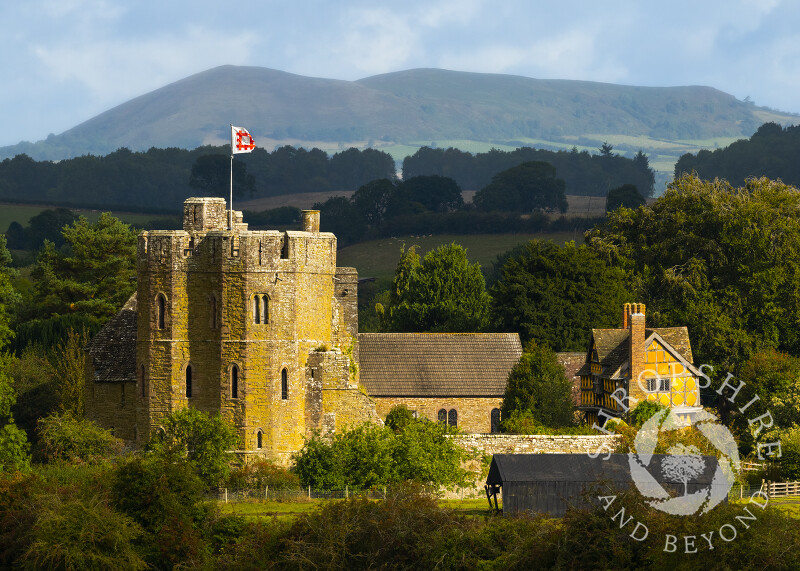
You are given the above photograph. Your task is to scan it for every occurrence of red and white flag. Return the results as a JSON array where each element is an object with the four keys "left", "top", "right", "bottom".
[{"left": 231, "top": 125, "right": 256, "bottom": 154}]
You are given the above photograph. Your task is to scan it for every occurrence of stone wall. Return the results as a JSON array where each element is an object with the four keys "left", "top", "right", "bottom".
[
  {"left": 454, "top": 433, "right": 621, "bottom": 456},
  {"left": 372, "top": 396, "right": 502, "bottom": 433}
]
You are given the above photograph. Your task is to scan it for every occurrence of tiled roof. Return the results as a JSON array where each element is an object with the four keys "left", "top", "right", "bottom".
[
  {"left": 588, "top": 326, "right": 694, "bottom": 376},
  {"left": 87, "top": 293, "right": 138, "bottom": 383},
  {"left": 358, "top": 332, "right": 523, "bottom": 397}
]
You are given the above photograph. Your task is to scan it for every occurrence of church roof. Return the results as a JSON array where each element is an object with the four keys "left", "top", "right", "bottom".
[
  {"left": 86, "top": 293, "right": 138, "bottom": 383},
  {"left": 358, "top": 332, "right": 523, "bottom": 397}
]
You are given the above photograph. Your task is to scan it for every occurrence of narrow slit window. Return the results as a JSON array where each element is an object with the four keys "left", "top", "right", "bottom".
[
  {"left": 140, "top": 365, "right": 146, "bottom": 398},
  {"left": 210, "top": 295, "right": 218, "bottom": 329},
  {"left": 186, "top": 365, "right": 193, "bottom": 398},
  {"left": 281, "top": 368, "right": 288, "bottom": 400},
  {"left": 262, "top": 295, "right": 269, "bottom": 324},
  {"left": 257, "top": 431, "right": 263, "bottom": 449},
  {"left": 231, "top": 365, "right": 239, "bottom": 399},
  {"left": 157, "top": 294, "right": 166, "bottom": 330}
]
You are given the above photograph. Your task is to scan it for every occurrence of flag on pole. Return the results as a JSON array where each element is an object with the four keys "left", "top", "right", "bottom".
[{"left": 231, "top": 125, "right": 256, "bottom": 154}]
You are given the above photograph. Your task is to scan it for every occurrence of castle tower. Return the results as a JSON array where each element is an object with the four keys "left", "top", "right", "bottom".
[{"left": 135, "top": 197, "right": 359, "bottom": 460}]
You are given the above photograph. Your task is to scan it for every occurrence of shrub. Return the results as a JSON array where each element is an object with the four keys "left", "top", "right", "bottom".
[
  {"left": 35, "top": 413, "right": 122, "bottom": 464},
  {"left": 628, "top": 400, "right": 668, "bottom": 426},
  {"left": 226, "top": 458, "right": 300, "bottom": 491}
]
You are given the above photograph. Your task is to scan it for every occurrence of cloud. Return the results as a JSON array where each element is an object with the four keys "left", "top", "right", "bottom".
[{"left": 31, "top": 25, "right": 256, "bottom": 104}]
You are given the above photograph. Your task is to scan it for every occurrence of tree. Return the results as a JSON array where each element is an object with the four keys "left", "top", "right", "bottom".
[
  {"left": 352, "top": 178, "right": 397, "bottom": 224},
  {"left": 500, "top": 341, "right": 575, "bottom": 429},
  {"left": 313, "top": 196, "right": 367, "bottom": 247},
  {"left": 189, "top": 154, "right": 255, "bottom": 198},
  {"left": 28, "top": 213, "right": 137, "bottom": 325},
  {"left": 606, "top": 184, "right": 645, "bottom": 211},
  {"left": 145, "top": 407, "right": 239, "bottom": 488},
  {"left": 381, "top": 244, "right": 491, "bottom": 332},
  {"left": 490, "top": 240, "right": 630, "bottom": 350},
  {"left": 474, "top": 161, "right": 567, "bottom": 213},
  {"left": 51, "top": 328, "right": 90, "bottom": 418},
  {"left": 398, "top": 175, "right": 464, "bottom": 213},
  {"left": 586, "top": 175, "right": 800, "bottom": 373}
]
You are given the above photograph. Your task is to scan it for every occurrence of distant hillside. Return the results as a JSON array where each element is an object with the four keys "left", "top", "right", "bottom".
[{"left": 1, "top": 65, "right": 797, "bottom": 179}]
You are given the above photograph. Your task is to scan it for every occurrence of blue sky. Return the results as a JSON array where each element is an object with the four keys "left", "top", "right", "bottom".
[{"left": 2, "top": 0, "right": 799, "bottom": 147}]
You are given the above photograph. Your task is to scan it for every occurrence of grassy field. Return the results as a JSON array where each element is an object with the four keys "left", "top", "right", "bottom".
[
  {"left": 0, "top": 202, "right": 176, "bottom": 232},
  {"left": 217, "top": 497, "right": 495, "bottom": 522},
  {"left": 338, "top": 232, "right": 580, "bottom": 282}
]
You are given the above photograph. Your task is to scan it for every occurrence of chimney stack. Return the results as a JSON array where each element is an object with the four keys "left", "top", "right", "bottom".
[
  {"left": 627, "top": 303, "right": 647, "bottom": 404},
  {"left": 301, "top": 210, "right": 320, "bottom": 233}
]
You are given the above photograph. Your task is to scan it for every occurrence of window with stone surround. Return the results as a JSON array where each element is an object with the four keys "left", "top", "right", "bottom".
[
  {"left": 210, "top": 295, "right": 218, "bottom": 329},
  {"left": 257, "top": 431, "right": 263, "bottom": 449},
  {"left": 281, "top": 368, "right": 288, "bottom": 400},
  {"left": 491, "top": 408, "right": 500, "bottom": 433},
  {"left": 438, "top": 409, "right": 447, "bottom": 424},
  {"left": 231, "top": 365, "right": 239, "bottom": 399},
  {"left": 252, "top": 294, "right": 269, "bottom": 324},
  {"left": 448, "top": 409, "right": 458, "bottom": 428}
]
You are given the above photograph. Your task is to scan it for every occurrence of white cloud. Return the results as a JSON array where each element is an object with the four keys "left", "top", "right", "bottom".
[{"left": 32, "top": 25, "right": 256, "bottom": 104}]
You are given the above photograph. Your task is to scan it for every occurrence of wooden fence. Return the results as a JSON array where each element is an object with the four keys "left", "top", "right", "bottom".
[{"left": 765, "top": 481, "right": 800, "bottom": 498}]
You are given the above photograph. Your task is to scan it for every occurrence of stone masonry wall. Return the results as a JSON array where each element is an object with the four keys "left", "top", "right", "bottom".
[
  {"left": 454, "top": 433, "right": 621, "bottom": 456},
  {"left": 373, "top": 396, "right": 502, "bottom": 433}
]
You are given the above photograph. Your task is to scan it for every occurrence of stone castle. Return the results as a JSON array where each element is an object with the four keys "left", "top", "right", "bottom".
[{"left": 85, "top": 197, "right": 522, "bottom": 462}]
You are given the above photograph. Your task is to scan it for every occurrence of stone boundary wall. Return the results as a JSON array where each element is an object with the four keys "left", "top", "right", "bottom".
[{"left": 454, "top": 433, "right": 621, "bottom": 456}]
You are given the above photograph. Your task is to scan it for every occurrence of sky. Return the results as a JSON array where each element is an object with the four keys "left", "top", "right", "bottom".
[{"left": 2, "top": 0, "right": 800, "bottom": 147}]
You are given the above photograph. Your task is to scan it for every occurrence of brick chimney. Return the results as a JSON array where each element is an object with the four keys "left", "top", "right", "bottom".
[{"left": 627, "top": 303, "right": 647, "bottom": 403}]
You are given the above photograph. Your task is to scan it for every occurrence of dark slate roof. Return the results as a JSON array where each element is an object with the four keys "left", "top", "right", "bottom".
[
  {"left": 87, "top": 293, "right": 137, "bottom": 383},
  {"left": 358, "top": 332, "right": 522, "bottom": 397},
  {"left": 486, "top": 453, "right": 719, "bottom": 486}
]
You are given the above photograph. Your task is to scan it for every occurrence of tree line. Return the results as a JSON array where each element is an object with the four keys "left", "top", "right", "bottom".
[
  {"left": 674, "top": 122, "right": 800, "bottom": 186},
  {"left": 0, "top": 145, "right": 397, "bottom": 211},
  {"left": 402, "top": 143, "right": 656, "bottom": 196}
]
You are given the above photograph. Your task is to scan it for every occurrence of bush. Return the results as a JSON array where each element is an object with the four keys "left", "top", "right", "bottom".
[
  {"left": 35, "top": 413, "right": 122, "bottom": 464},
  {"left": 292, "top": 420, "right": 472, "bottom": 490},
  {"left": 145, "top": 407, "right": 239, "bottom": 488},
  {"left": 226, "top": 459, "right": 300, "bottom": 491},
  {"left": 628, "top": 400, "right": 668, "bottom": 426}
]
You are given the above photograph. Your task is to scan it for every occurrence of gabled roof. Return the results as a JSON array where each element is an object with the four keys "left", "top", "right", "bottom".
[
  {"left": 358, "top": 332, "right": 522, "bottom": 397},
  {"left": 583, "top": 326, "right": 695, "bottom": 378},
  {"left": 86, "top": 293, "right": 138, "bottom": 383}
]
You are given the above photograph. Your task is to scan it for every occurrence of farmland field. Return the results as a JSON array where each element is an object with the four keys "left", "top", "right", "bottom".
[
  {"left": 0, "top": 202, "right": 176, "bottom": 232},
  {"left": 338, "top": 232, "right": 581, "bottom": 282}
]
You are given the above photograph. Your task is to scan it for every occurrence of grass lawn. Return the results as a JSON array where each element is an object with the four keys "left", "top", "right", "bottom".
[
  {"left": 338, "top": 232, "right": 581, "bottom": 282},
  {"left": 216, "top": 496, "right": 497, "bottom": 522}
]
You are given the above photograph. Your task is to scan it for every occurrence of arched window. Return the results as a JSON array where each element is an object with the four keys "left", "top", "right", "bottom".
[
  {"left": 281, "top": 368, "right": 288, "bottom": 400},
  {"left": 253, "top": 294, "right": 269, "bottom": 324},
  {"left": 157, "top": 293, "right": 167, "bottom": 329},
  {"left": 186, "top": 365, "right": 193, "bottom": 398},
  {"left": 231, "top": 365, "right": 239, "bottom": 399},
  {"left": 438, "top": 409, "right": 447, "bottom": 424},
  {"left": 448, "top": 409, "right": 457, "bottom": 428},
  {"left": 490, "top": 408, "right": 501, "bottom": 433},
  {"left": 257, "top": 431, "right": 263, "bottom": 449}
]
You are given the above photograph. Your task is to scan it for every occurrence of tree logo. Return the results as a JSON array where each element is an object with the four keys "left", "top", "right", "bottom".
[{"left": 628, "top": 408, "right": 739, "bottom": 516}]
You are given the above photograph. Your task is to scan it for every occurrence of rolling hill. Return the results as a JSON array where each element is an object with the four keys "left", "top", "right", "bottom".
[{"left": 1, "top": 65, "right": 797, "bottom": 179}]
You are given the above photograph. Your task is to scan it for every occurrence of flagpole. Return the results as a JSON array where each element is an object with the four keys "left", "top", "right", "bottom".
[
  {"left": 229, "top": 153, "right": 233, "bottom": 230},
  {"left": 229, "top": 123, "right": 234, "bottom": 230}
]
